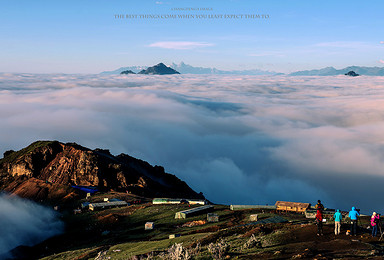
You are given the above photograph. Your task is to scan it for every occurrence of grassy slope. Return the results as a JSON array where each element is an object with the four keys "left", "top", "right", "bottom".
[
  {"left": 0, "top": 141, "right": 57, "bottom": 164},
  {"left": 37, "top": 200, "right": 384, "bottom": 259},
  {"left": 40, "top": 203, "right": 228, "bottom": 259}
]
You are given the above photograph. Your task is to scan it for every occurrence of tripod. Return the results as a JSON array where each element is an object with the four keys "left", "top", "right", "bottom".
[{"left": 378, "top": 218, "right": 383, "bottom": 240}]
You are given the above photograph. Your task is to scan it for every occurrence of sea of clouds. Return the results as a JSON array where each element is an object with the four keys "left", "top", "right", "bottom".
[
  {"left": 0, "top": 194, "right": 63, "bottom": 257},
  {"left": 1, "top": 73, "right": 384, "bottom": 213}
]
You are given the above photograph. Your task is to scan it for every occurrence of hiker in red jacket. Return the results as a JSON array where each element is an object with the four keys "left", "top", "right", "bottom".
[{"left": 316, "top": 209, "right": 323, "bottom": 236}]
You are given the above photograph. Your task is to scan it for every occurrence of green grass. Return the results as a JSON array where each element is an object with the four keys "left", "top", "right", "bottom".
[
  {"left": 40, "top": 204, "right": 328, "bottom": 259},
  {"left": 40, "top": 246, "right": 102, "bottom": 260},
  {"left": 37, "top": 204, "right": 234, "bottom": 259},
  {"left": 40, "top": 232, "right": 211, "bottom": 260},
  {"left": 106, "top": 233, "right": 210, "bottom": 259}
]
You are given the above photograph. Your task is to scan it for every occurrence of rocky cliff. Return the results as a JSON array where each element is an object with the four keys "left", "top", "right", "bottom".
[{"left": 0, "top": 141, "right": 203, "bottom": 201}]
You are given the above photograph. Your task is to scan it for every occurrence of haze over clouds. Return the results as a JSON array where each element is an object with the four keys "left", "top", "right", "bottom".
[
  {"left": 0, "top": 194, "right": 63, "bottom": 257},
  {"left": 148, "top": 41, "right": 215, "bottom": 50},
  {"left": 1, "top": 74, "right": 384, "bottom": 213}
]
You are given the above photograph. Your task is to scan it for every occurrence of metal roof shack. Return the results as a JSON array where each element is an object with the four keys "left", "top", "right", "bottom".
[
  {"left": 207, "top": 213, "right": 219, "bottom": 222},
  {"left": 275, "top": 201, "right": 310, "bottom": 213},
  {"left": 145, "top": 222, "right": 154, "bottom": 230},
  {"left": 152, "top": 198, "right": 206, "bottom": 205},
  {"left": 89, "top": 200, "right": 128, "bottom": 211},
  {"left": 175, "top": 205, "right": 214, "bottom": 219},
  {"left": 152, "top": 198, "right": 184, "bottom": 205},
  {"left": 81, "top": 202, "right": 91, "bottom": 209},
  {"left": 187, "top": 199, "right": 206, "bottom": 205}
]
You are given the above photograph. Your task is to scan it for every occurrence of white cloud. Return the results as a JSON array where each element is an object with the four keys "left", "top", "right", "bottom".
[
  {"left": 1, "top": 73, "right": 384, "bottom": 213},
  {"left": 148, "top": 41, "right": 215, "bottom": 50},
  {"left": 0, "top": 194, "right": 63, "bottom": 257}
]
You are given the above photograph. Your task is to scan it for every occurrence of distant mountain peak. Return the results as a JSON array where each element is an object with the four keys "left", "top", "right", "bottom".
[
  {"left": 345, "top": 70, "right": 359, "bottom": 77},
  {"left": 120, "top": 70, "right": 136, "bottom": 75},
  {"left": 290, "top": 66, "right": 384, "bottom": 76},
  {"left": 138, "top": 63, "right": 180, "bottom": 75}
]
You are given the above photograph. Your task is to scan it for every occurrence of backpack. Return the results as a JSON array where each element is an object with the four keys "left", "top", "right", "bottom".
[{"left": 316, "top": 203, "right": 324, "bottom": 211}]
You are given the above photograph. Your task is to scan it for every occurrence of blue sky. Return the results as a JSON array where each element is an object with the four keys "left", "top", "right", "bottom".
[{"left": 1, "top": 0, "right": 383, "bottom": 73}]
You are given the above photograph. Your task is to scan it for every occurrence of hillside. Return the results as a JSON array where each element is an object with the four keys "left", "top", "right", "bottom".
[
  {"left": 7, "top": 199, "right": 384, "bottom": 259},
  {"left": 0, "top": 141, "right": 203, "bottom": 202},
  {"left": 2, "top": 142, "right": 384, "bottom": 259}
]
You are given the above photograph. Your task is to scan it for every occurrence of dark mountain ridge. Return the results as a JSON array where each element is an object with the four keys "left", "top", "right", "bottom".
[
  {"left": 138, "top": 63, "right": 180, "bottom": 75},
  {"left": 0, "top": 141, "right": 203, "bottom": 202},
  {"left": 289, "top": 66, "right": 384, "bottom": 76},
  {"left": 120, "top": 70, "right": 136, "bottom": 75},
  {"left": 103, "top": 62, "right": 384, "bottom": 76},
  {"left": 101, "top": 62, "right": 277, "bottom": 75}
]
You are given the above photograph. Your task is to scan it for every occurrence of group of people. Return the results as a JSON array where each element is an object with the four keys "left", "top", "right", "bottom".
[{"left": 314, "top": 200, "right": 381, "bottom": 238}]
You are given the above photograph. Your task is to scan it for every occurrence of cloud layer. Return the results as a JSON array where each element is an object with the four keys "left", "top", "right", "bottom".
[
  {"left": 0, "top": 194, "right": 63, "bottom": 257},
  {"left": 1, "top": 73, "right": 384, "bottom": 213}
]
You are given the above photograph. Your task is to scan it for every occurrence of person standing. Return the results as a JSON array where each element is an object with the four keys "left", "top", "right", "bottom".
[
  {"left": 334, "top": 209, "right": 342, "bottom": 235},
  {"left": 349, "top": 207, "right": 360, "bottom": 236},
  {"left": 371, "top": 212, "right": 380, "bottom": 237},
  {"left": 316, "top": 209, "right": 323, "bottom": 236}
]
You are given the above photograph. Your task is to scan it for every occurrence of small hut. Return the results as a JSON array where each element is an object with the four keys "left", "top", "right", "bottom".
[
  {"left": 145, "top": 222, "right": 154, "bottom": 230},
  {"left": 175, "top": 205, "right": 214, "bottom": 219},
  {"left": 88, "top": 200, "right": 128, "bottom": 211},
  {"left": 275, "top": 201, "right": 310, "bottom": 213},
  {"left": 207, "top": 213, "right": 219, "bottom": 222}
]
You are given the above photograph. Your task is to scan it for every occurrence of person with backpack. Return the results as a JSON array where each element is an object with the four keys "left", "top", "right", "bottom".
[
  {"left": 316, "top": 209, "right": 323, "bottom": 236},
  {"left": 371, "top": 212, "right": 380, "bottom": 237},
  {"left": 334, "top": 209, "right": 342, "bottom": 235},
  {"left": 349, "top": 206, "right": 360, "bottom": 236}
]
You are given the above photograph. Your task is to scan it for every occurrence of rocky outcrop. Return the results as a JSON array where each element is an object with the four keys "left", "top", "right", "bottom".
[
  {"left": 138, "top": 63, "right": 180, "bottom": 75},
  {"left": 0, "top": 141, "right": 204, "bottom": 201}
]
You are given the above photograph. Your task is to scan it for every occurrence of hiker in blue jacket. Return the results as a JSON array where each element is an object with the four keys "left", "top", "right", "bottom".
[
  {"left": 349, "top": 207, "right": 360, "bottom": 236},
  {"left": 334, "top": 209, "right": 342, "bottom": 235}
]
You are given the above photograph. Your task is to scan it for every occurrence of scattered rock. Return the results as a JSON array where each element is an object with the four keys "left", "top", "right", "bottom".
[
  {"left": 94, "top": 250, "right": 110, "bottom": 260},
  {"left": 182, "top": 220, "right": 207, "bottom": 227},
  {"left": 369, "top": 249, "right": 380, "bottom": 256},
  {"left": 273, "top": 250, "right": 282, "bottom": 255}
]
